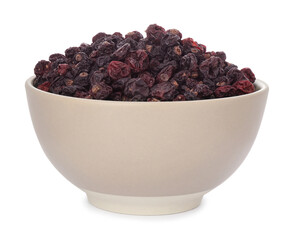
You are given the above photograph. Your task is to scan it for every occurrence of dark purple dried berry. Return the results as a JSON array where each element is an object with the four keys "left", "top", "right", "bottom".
[
  {"left": 161, "top": 33, "right": 180, "bottom": 50},
  {"left": 90, "top": 82, "right": 113, "bottom": 100},
  {"left": 125, "top": 31, "right": 143, "bottom": 42},
  {"left": 79, "top": 43, "right": 93, "bottom": 55},
  {"left": 90, "top": 71, "right": 106, "bottom": 85},
  {"left": 166, "top": 29, "right": 182, "bottom": 39},
  {"left": 97, "top": 40, "right": 115, "bottom": 55},
  {"left": 150, "top": 82, "right": 176, "bottom": 101},
  {"left": 113, "top": 32, "right": 123, "bottom": 38},
  {"left": 125, "top": 50, "right": 149, "bottom": 73},
  {"left": 199, "top": 56, "right": 224, "bottom": 79},
  {"left": 111, "top": 43, "right": 130, "bottom": 60},
  {"left": 34, "top": 60, "right": 51, "bottom": 76},
  {"left": 146, "top": 24, "right": 166, "bottom": 44},
  {"left": 173, "top": 94, "right": 185, "bottom": 101},
  {"left": 124, "top": 78, "right": 150, "bottom": 99},
  {"left": 62, "top": 85, "right": 78, "bottom": 96},
  {"left": 49, "top": 53, "right": 66, "bottom": 62},
  {"left": 181, "top": 53, "right": 198, "bottom": 72},
  {"left": 215, "top": 76, "right": 229, "bottom": 87},
  {"left": 74, "top": 72, "right": 90, "bottom": 87},
  {"left": 112, "top": 77, "right": 130, "bottom": 91},
  {"left": 226, "top": 67, "right": 245, "bottom": 84},
  {"left": 172, "top": 70, "right": 190, "bottom": 84},
  {"left": 117, "top": 38, "right": 138, "bottom": 50},
  {"left": 65, "top": 47, "right": 80, "bottom": 59},
  {"left": 74, "top": 52, "right": 89, "bottom": 62},
  {"left": 96, "top": 55, "right": 111, "bottom": 67},
  {"left": 156, "top": 65, "right": 175, "bottom": 83},
  {"left": 92, "top": 32, "right": 108, "bottom": 43},
  {"left": 139, "top": 72, "right": 155, "bottom": 87},
  {"left": 191, "top": 84, "right": 213, "bottom": 98},
  {"left": 215, "top": 51, "right": 226, "bottom": 61},
  {"left": 181, "top": 38, "right": 201, "bottom": 54}
]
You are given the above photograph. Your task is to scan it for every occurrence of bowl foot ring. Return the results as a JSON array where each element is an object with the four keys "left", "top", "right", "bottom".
[{"left": 83, "top": 189, "right": 208, "bottom": 215}]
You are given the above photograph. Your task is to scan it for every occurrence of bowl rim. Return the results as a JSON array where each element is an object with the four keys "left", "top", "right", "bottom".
[{"left": 25, "top": 76, "right": 269, "bottom": 104}]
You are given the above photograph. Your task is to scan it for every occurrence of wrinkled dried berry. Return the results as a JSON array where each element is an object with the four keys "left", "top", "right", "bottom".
[
  {"left": 199, "top": 56, "right": 224, "bottom": 79},
  {"left": 107, "top": 61, "right": 131, "bottom": 80},
  {"left": 150, "top": 82, "right": 177, "bottom": 100},
  {"left": 146, "top": 24, "right": 166, "bottom": 44},
  {"left": 125, "top": 50, "right": 149, "bottom": 73},
  {"left": 124, "top": 78, "right": 150, "bottom": 100},
  {"left": 241, "top": 68, "right": 256, "bottom": 83},
  {"left": 111, "top": 43, "right": 130, "bottom": 60},
  {"left": 227, "top": 67, "right": 245, "bottom": 84},
  {"left": 156, "top": 65, "right": 175, "bottom": 83},
  {"left": 74, "top": 72, "right": 90, "bottom": 87},
  {"left": 125, "top": 31, "right": 143, "bottom": 42},
  {"left": 139, "top": 72, "right": 155, "bottom": 87},
  {"left": 34, "top": 60, "right": 51, "bottom": 76},
  {"left": 233, "top": 80, "right": 255, "bottom": 95},
  {"left": 37, "top": 81, "right": 51, "bottom": 91},
  {"left": 214, "top": 85, "right": 237, "bottom": 98},
  {"left": 90, "top": 82, "right": 113, "bottom": 100},
  {"left": 34, "top": 24, "right": 256, "bottom": 101}
]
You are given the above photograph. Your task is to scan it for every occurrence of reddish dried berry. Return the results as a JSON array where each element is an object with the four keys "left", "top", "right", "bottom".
[
  {"left": 37, "top": 81, "right": 51, "bottom": 92},
  {"left": 214, "top": 85, "right": 237, "bottom": 98},
  {"left": 241, "top": 68, "right": 256, "bottom": 83},
  {"left": 58, "top": 64, "right": 70, "bottom": 75},
  {"left": 233, "top": 80, "right": 255, "bottom": 95},
  {"left": 107, "top": 61, "right": 131, "bottom": 80}
]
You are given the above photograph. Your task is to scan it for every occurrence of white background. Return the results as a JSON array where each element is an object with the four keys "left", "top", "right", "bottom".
[{"left": 0, "top": 0, "right": 293, "bottom": 239}]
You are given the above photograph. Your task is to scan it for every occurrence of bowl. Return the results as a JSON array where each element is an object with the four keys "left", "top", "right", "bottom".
[{"left": 25, "top": 77, "right": 268, "bottom": 215}]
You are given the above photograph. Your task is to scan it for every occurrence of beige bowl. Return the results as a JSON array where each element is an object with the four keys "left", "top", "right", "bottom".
[{"left": 25, "top": 77, "right": 268, "bottom": 215}]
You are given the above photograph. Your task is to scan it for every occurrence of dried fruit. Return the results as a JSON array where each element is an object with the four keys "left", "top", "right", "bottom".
[
  {"left": 107, "top": 61, "right": 131, "bottom": 80},
  {"left": 33, "top": 24, "right": 256, "bottom": 101}
]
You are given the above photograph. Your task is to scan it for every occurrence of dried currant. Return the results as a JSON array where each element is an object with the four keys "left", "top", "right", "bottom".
[
  {"left": 125, "top": 50, "right": 149, "bottom": 73},
  {"left": 107, "top": 61, "right": 131, "bottom": 80}
]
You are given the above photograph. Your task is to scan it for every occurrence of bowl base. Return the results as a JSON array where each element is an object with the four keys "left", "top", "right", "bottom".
[{"left": 83, "top": 189, "right": 208, "bottom": 215}]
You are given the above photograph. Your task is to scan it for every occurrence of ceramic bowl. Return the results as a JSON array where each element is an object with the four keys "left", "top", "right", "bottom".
[{"left": 25, "top": 77, "right": 268, "bottom": 215}]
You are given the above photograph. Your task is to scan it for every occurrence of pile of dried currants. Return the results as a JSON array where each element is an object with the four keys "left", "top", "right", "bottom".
[{"left": 33, "top": 24, "right": 256, "bottom": 101}]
